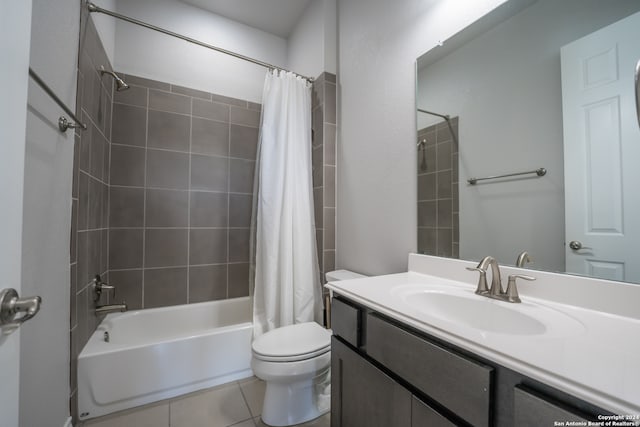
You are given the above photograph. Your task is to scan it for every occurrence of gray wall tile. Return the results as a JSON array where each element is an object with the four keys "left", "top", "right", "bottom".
[
  {"left": 108, "top": 269, "right": 143, "bottom": 310},
  {"left": 147, "top": 110, "right": 190, "bottom": 151},
  {"left": 229, "top": 194, "right": 252, "bottom": 228},
  {"left": 192, "top": 98, "right": 229, "bottom": 122},
  {"left": 324, "top": 82, "right": 336, "bottom": 124},
  {"left": 230, "top": 106, "right": 260, "bottom": 127},
  {"left": 191, "top": 118, "right": 229, "bottom": 156},
  {"left": 211, "top": 93, "right": 246, "bottom": 107},
  {"left": 229, "top": 159, "right": 254, "bottom": 193},
  {"left": 110, "top": 145, "right": 146, "bottom": 187},
  {"left": 109, "top": 186, "right": 144, "bottom": 228},
  {"left": 171, "top": 84, "right": 211, "bottom": 100},
  {"left": 113, "top": 85, "right": 147, "bottom": 108},
  {"left": 145, "top": 229, "right": 188, "bottom": 267},
  {"left": 109, "top": 229, "right": 143, "bottom": 270},
  {"left": 228, "top": 263, "right": 249, "bottom": 298},
  {"left": 191, "top": 191, "right": 228, "bottom": 228},
  {"left": 189, "top": 264, "right": 227, "bottom": 302},
  {"left": 324, "top": 124, "right": 336, "bottom": 166},
  {"left": 145, "top": 189, "right": 189, "bottom": 227},
  {"left": 112, "top": 103, "right": 146, "bottom": 147},
  {"left": 143, "top": 267, "right": 188, "bottom": 308},
  {"left": 146, "top": 149, "right": 189, "bottom": 190},
  {"left": 149, "top": 89, "right": 191, "bottom": 114},
  {"left": 418, "top": 201, "right": 437, "bottom": 227},
  {"left": 324, "top": 208, "right": 335, "bottom": 250},
  {"left": 189, "top": 228, "right": 227, "bottom": 265},
  {"left": 229, "top": 229, "right": 250, "bottom": 263},
  {"left": 191, "top": 154, "right": 228, "bottom": 192},
  {"left": 230, "top": 125, "right": 258, "bottom": 160}
]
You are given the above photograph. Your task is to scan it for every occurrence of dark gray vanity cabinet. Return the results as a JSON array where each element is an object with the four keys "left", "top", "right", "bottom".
[{"left": 330, "top": 296, "right": 612, "bottom": 427}]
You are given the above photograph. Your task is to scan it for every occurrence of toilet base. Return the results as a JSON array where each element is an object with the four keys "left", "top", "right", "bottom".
[{"left": 261, "top": 372, "right": 330, "bottom": 427}]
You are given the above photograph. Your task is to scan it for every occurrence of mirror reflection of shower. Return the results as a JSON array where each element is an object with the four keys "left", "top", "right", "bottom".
[
  {"left": 416, "top": 108, "right": 460, "bottom": 259},
  {"left": 99, "top": 65, "right": 130, "bottom": 91}
]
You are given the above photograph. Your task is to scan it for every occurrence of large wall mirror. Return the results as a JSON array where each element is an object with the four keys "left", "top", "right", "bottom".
[{"left": 416, "top": 0, "right": 640, "bottom": 284}]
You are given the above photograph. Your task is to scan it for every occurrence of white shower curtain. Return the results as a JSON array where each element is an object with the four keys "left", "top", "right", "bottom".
[{"left": 250, "top": 70, "right": 322, "bottom": 337}]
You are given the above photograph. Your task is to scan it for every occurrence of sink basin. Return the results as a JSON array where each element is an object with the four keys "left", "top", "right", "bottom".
[
  {"left": 404, "top": 291, "right": 546, "bottom": 335},
  {"left": 390, "top": 284, "right": 584, "bottom": 336}
]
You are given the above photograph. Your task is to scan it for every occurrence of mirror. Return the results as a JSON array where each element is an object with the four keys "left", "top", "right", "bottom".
[{"left": 416, "top": 0, "right": 640, "bottom": 284}]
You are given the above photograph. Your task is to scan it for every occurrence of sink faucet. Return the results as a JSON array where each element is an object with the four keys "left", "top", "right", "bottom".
[{"left": 466, "top": 256, "right": 536, "bottom": 303}]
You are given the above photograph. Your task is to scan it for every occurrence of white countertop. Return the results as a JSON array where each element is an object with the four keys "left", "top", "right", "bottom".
[{"left": 325, "top": 255, "right": 640, "bottom": 416}]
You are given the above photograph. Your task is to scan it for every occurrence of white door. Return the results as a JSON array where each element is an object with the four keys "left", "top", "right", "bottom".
[
  {"left": 0, "top": 1, "right": 32, "bottom": 425},
  {"left": 561, "top": 11, "right": 640, "bottom": 282}
]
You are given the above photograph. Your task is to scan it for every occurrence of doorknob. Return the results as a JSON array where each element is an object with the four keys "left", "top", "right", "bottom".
[
  {"left": 0, "top": 288, "right": 42, "bottom": 327},
  {"left": 569, "top": 240, "right": 583, "bottom": 250}
]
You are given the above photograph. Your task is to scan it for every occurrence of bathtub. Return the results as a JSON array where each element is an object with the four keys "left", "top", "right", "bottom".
[{"left": 77, "top": 297, "right": 253, "bottom": 421}]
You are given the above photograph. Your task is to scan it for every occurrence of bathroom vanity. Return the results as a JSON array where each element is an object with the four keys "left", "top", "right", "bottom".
[{"left": 326, "top": 254, "right": 640, "bottom": 427}]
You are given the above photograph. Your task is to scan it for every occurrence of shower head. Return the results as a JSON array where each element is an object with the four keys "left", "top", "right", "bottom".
[{"left": 99, "top": 67, "right": 130, "bottom": 91}]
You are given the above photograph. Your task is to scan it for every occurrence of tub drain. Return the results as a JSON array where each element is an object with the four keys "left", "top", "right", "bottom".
[{"left": 103, "top": 331, "right": 110, "bottom": 342}]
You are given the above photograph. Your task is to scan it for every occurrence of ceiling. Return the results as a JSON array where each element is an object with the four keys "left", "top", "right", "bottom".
[{"left": 179, "top": 0, "right": 314, "bottom": 38}]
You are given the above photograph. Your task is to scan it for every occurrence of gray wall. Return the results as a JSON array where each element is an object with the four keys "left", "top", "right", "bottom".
[
  {"left": 417, "top": 0, "right": 640, "bottom": 272},
  {"left": 21, "top": 0, "right": 79, "bottom": 425},
  {"left": 336, "top": 0, "right": 507, "bottom": 275},
  {"left": 312, "top": 72, "right": 338, "bottom": 283},
  {"left": 107, "top": 74, "right": 260, "bottom": 309},
  {"left": 71, "top": 10, "right": 114, "bottom": 421}
]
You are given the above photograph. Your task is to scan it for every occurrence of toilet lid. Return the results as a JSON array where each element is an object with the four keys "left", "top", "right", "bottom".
[{"left": 252, "top": 322, "right": 331, "bottom": 362}]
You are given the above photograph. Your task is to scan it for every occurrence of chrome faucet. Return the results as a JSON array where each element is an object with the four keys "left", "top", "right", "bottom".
[
  {"left": 95, "top": 303, "right": 128, "bottom": 315},
  {"left": 466, "top": 256, "right": 535, "bottom": 303},
  {"left": 93, "top": 275, "right": 128, "bottom": 315},
  {"left": 516, "top": 251, "right": 532, "bottom": 268}
]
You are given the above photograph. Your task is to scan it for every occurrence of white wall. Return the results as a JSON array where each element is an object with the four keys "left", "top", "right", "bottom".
[
  {"left": 20, "top": 0, "right": 78, "bottom": 425},
  {"left": 112, "top": 0, "right": 288, "bottom": 103},
  {"left": 287, "top": 0, "right": 326, "bottom": 79},
  {"left": 91, "top": 0, "right": 116, "bottom": 64},
  {"left": 336, "top": 0, "right": 508, "bottom": 275},
  {"left": 417, "top": 0, "right": 639, "bottom": 272}
]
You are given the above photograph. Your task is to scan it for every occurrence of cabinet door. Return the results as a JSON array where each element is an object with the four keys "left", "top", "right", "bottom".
[
  {"left": 412, "top": 397, "right": 457, "bottom": 427},
  {"left": 331, "top": 337, "right": 411, "bottom": 427},
  {"left": 514, "top": 386, "right": 591, "bottom": 426}
]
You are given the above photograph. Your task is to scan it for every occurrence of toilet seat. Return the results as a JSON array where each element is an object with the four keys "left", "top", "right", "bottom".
[{"left": 252, "top": 322, "right": 331, "bottom": 362}]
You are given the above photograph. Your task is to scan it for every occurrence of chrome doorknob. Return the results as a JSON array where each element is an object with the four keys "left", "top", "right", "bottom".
[
  {"left": 569, "top": 240, "right": 583, "bottom": 250},
  {"left": 0, "top": 288, "right": 42, "bottom": 327}
]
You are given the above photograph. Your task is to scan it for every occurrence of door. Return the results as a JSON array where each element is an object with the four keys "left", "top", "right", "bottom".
[
  {"left": 0, "top": 0, "right": 33, "bottom": 425},
  {"left": 561, "top": 11, "right": 640, "bottom": 282}
]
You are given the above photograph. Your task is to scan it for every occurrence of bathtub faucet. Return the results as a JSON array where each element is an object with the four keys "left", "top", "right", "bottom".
[{"left": 95, "top": 303, "right": 128, "bottom": 315}]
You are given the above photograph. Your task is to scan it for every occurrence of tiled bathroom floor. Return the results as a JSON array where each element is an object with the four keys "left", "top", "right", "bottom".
[{"left": 79, "top": 376, "right": 330, "bottom": 427}]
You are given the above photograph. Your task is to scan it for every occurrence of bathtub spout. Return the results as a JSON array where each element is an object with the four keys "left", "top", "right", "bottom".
[{"left": 95, "top": 303, "right": 127, "bottom": 315}]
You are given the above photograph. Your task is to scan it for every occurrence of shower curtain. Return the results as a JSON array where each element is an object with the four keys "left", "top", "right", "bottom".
[{"left": 250, "top": 70, "right": 322, "bottom": 337}]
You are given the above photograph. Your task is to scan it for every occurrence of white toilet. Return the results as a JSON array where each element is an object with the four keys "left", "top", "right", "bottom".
[{"left": 251, "top": 269, "right": 365, "bottom": 427}]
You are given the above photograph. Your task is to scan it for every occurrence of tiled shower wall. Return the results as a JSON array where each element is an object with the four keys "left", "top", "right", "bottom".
[
  {"left": 417, "top": 118, "right": 459, "bottom": 258},
  {"left": 108, "top": 74, "right": 259, "bottom": 309},
  {"left": 70, "top": 11, "right": 113, "bottom": 420},
  {"left": 311, "top": 72, "right": 337, "bottom": 287}
]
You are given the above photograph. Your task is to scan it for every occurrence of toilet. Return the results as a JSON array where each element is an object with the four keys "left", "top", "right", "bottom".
[{"left": 251, "top": 269, "right": 365, "bottom": 427}]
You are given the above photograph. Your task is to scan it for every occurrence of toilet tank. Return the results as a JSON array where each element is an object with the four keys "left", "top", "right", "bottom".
[{"left": 325, "top": 269, "right": 366, "bottom": 282}]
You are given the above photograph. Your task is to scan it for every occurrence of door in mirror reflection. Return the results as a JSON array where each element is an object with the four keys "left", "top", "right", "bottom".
[{"left": 561, "top": 11, "right": 640, "bottom": 282}]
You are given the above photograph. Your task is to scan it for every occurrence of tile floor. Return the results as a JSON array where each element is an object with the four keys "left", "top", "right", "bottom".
[{"left": 79, "top": 376, "right": 330, "bottom": 427}]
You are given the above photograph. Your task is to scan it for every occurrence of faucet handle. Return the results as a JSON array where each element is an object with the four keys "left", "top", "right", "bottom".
[
  {"left": 93, "top": 275, "right": 116, "bottom": 301},
  {"left": 505, "top": 274, "right": 536, "bottom": 303},
  {"left": 466, "top": 267, "right": 489, "bottom": 295}
]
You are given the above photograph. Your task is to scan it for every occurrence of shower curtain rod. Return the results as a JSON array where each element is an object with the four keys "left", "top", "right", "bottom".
[
  {"left": 86, "top": 2, "right": 314, "bottom": 83},
  {"left": 417, "top": 108, "right": 450, "bottom": 120}
]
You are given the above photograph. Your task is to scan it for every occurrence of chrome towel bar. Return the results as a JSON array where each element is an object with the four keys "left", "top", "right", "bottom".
[
  {"left": 467, "top": 167, "right": 546, "bottom": 185},
  {"left": 28, "top": 68, "right": 87, "bottom": 132}
]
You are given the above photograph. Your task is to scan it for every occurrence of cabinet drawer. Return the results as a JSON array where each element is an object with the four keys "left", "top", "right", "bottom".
[
  {"left": 366, "top": 313, "right": 493, "bottom": 427},
  {"left": 331, "top": 297, "right": 361, "bottom": 347},
  {"left": 412, "top": 397, "right": 456, "bottom": 427},
  {"left": 514, "top": 386, "right": 591, "bottom": 426}
]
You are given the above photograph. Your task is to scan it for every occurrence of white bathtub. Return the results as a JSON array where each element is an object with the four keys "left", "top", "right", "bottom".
[{"left": 77, "top": 297, "right": 253, "bottom": 421}]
